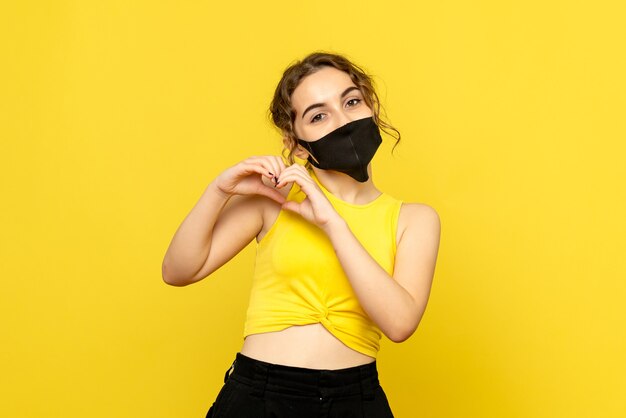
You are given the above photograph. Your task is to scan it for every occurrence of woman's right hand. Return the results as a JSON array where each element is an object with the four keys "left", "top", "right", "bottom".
[{"left": 213, "top": 155, "right": 287, "bottom": 204}]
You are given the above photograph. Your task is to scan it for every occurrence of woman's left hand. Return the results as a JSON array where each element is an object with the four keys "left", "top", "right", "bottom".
[{"left": 276, "top": 164, "right": 343, "bottom": 230}]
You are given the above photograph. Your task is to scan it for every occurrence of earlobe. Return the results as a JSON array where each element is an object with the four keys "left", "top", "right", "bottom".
[
  {"left": 282, "top": 135, "right": 310, "bottom": 160},
  {"left": 294, "top": 145, "right": 309, "bottom": 160}
]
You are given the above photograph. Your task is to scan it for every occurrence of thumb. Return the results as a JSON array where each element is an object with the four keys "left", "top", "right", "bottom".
[
  {"left": 255, "top": 186, "right": 286, "bottom": 204},
  {"left": 281, "top": 200, "right": 301, "bottom": 215}
]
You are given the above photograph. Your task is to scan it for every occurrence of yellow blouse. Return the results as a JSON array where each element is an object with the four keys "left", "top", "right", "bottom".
[{"left": 243, "top": 169, "right": 403, "bottom": 358}]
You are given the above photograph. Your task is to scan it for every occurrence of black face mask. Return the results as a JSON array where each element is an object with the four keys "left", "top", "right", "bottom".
[{"left": 296, "top": 116, "right": 382, "bottom": 182}]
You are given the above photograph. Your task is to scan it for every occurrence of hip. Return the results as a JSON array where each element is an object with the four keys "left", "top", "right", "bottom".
[{"left": 205, "top": 352, "right": 394, "bottom": 418}]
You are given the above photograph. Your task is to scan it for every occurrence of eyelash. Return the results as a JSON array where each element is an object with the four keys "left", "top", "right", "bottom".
[{"left": 310, "top": 98, "right": 362, "bottom": 123}]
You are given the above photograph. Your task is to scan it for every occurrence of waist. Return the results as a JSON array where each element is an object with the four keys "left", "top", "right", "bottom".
[
  {"left": 228, "top": 352, "right": 380, "bottom": 398},
  {"left": 241, "top": 323, "right": 376, "bottom": 369}
]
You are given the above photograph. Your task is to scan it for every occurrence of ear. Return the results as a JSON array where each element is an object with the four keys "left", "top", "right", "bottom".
[
  {"left": 283, "top": 135, "right": 310, "bottom": 160},
  {"left": 293, "top": 144, "right": 310, "bottom": 160}
]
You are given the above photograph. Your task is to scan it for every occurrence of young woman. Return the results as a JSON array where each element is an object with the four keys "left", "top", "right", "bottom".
[{"left": 161, "top": 51, "right": 441, "bottom": 417}]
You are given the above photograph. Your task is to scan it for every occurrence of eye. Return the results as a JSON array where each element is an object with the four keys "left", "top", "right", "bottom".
[
  {"left": 310, "top": 113, "right": 325, "bottom": 123},
  {"left": 346, "top": 98, "right": 362, "bottom": 107}
]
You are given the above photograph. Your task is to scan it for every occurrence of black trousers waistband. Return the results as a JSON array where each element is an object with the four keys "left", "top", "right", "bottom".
[{"left": 225, "top": 352, "right": 379, "bottom": 400}]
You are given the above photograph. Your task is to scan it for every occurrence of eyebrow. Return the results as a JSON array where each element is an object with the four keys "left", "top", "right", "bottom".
[{"left": 300, "top": 86, "right": 361, "bottom": 120}]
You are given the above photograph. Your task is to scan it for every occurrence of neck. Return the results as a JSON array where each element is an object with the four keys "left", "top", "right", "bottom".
[{"left": 310, "top": 165, "right": 380, "bottom": 205}]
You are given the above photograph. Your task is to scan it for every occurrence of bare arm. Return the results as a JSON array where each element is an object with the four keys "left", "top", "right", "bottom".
[
  {"left": 161, "top": 156, "right": 286, "bottom": 286},
  {"left": 161, "top": 184, "right": 261, "bottom": 286},
  {"left": 277, "top": 164, "right": 441, "bottom": 342},
  {"left": 324, "top": 204, "right": 441, "bottom": 342}
]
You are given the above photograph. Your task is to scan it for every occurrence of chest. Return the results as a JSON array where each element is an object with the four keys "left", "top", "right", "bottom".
[{"left": 258, "top": 207, "right": 398, "bottom": 279}]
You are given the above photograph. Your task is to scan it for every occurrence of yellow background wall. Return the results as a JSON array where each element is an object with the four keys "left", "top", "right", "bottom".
[{"left": 1, "top": 1, "right": 624, "bottom": 417}]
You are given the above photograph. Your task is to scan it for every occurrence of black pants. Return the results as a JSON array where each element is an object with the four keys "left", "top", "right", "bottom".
[{"left": 205, "top": 352, "right": 394, "bottom": 418}]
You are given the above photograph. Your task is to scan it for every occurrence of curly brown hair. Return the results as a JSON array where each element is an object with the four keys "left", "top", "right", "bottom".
[{"left": 268, "top": 51, "right": 401, "bottom": 165}]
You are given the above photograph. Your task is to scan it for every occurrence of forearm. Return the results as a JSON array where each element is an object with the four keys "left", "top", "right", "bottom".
[
  {"left": 323, "top": 219, "right": 420, "bottom": 342},
  {"left": 162, "top": 181, "right": 230, "bottom": 285}
]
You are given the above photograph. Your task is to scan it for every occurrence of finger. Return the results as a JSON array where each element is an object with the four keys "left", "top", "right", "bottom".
[
  {"left": 278, "top": 157, "right": 287, "bottom": 173},
  {"left": 281, "top": 200, "right": 301, "bottom": 215},
  {"left": 270, "top": 156, "right": 282, "bottom": 177},
  {"left": 267, "top": 156, "right": 281, "bottom": 184},
  {"left": 239, "top": 162, "right": 272, "bottom": 178},
  {"left": 274, "top": 162, "right": 306, "bottom": 179},
  {"left": 255, "top": 185, "right": 287, "bottom": 204},
  {"left": 242, "top": 158, "right": 275, "bottom": 179},
  {"left": 269, "top": 155, "right": 289, "bottom": 180},
  {"left": 275, "top": 175, "right": 309, "bottom": 191},
  {"left": 254, "top": 156, "right": 278, "bottom": 180},
  {"left": 254, "top": 158, "right": 277, "bottom": 179},
  {"left": 276, "top": 170, "right": 315, "bottom": 190},
  {"left": 280, "top": 163, "right": 310, "bottom": 179}
]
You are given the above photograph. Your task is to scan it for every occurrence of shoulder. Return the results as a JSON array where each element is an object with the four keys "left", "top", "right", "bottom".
[
  {"left": 397, "top": 202, "right": 441, "bottom": 244},
  {"left": 399, "top": 202, "right": 440, "bottom": 223}
]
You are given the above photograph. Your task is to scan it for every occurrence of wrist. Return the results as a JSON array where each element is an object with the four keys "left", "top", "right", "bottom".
[
  {"left": 321, "top": 215, "right": 349, "bottom": 238},
  {"left": 207, "top": 181, "right": 232, "bottom": 201}
]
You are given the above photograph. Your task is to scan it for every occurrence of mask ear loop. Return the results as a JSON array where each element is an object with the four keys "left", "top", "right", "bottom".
[
  {"left": 307, "top": 151, "right": 320, "bottom": 166},
  {"left": 297, "top": 142, "right": 320, "bottom": 165}
]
